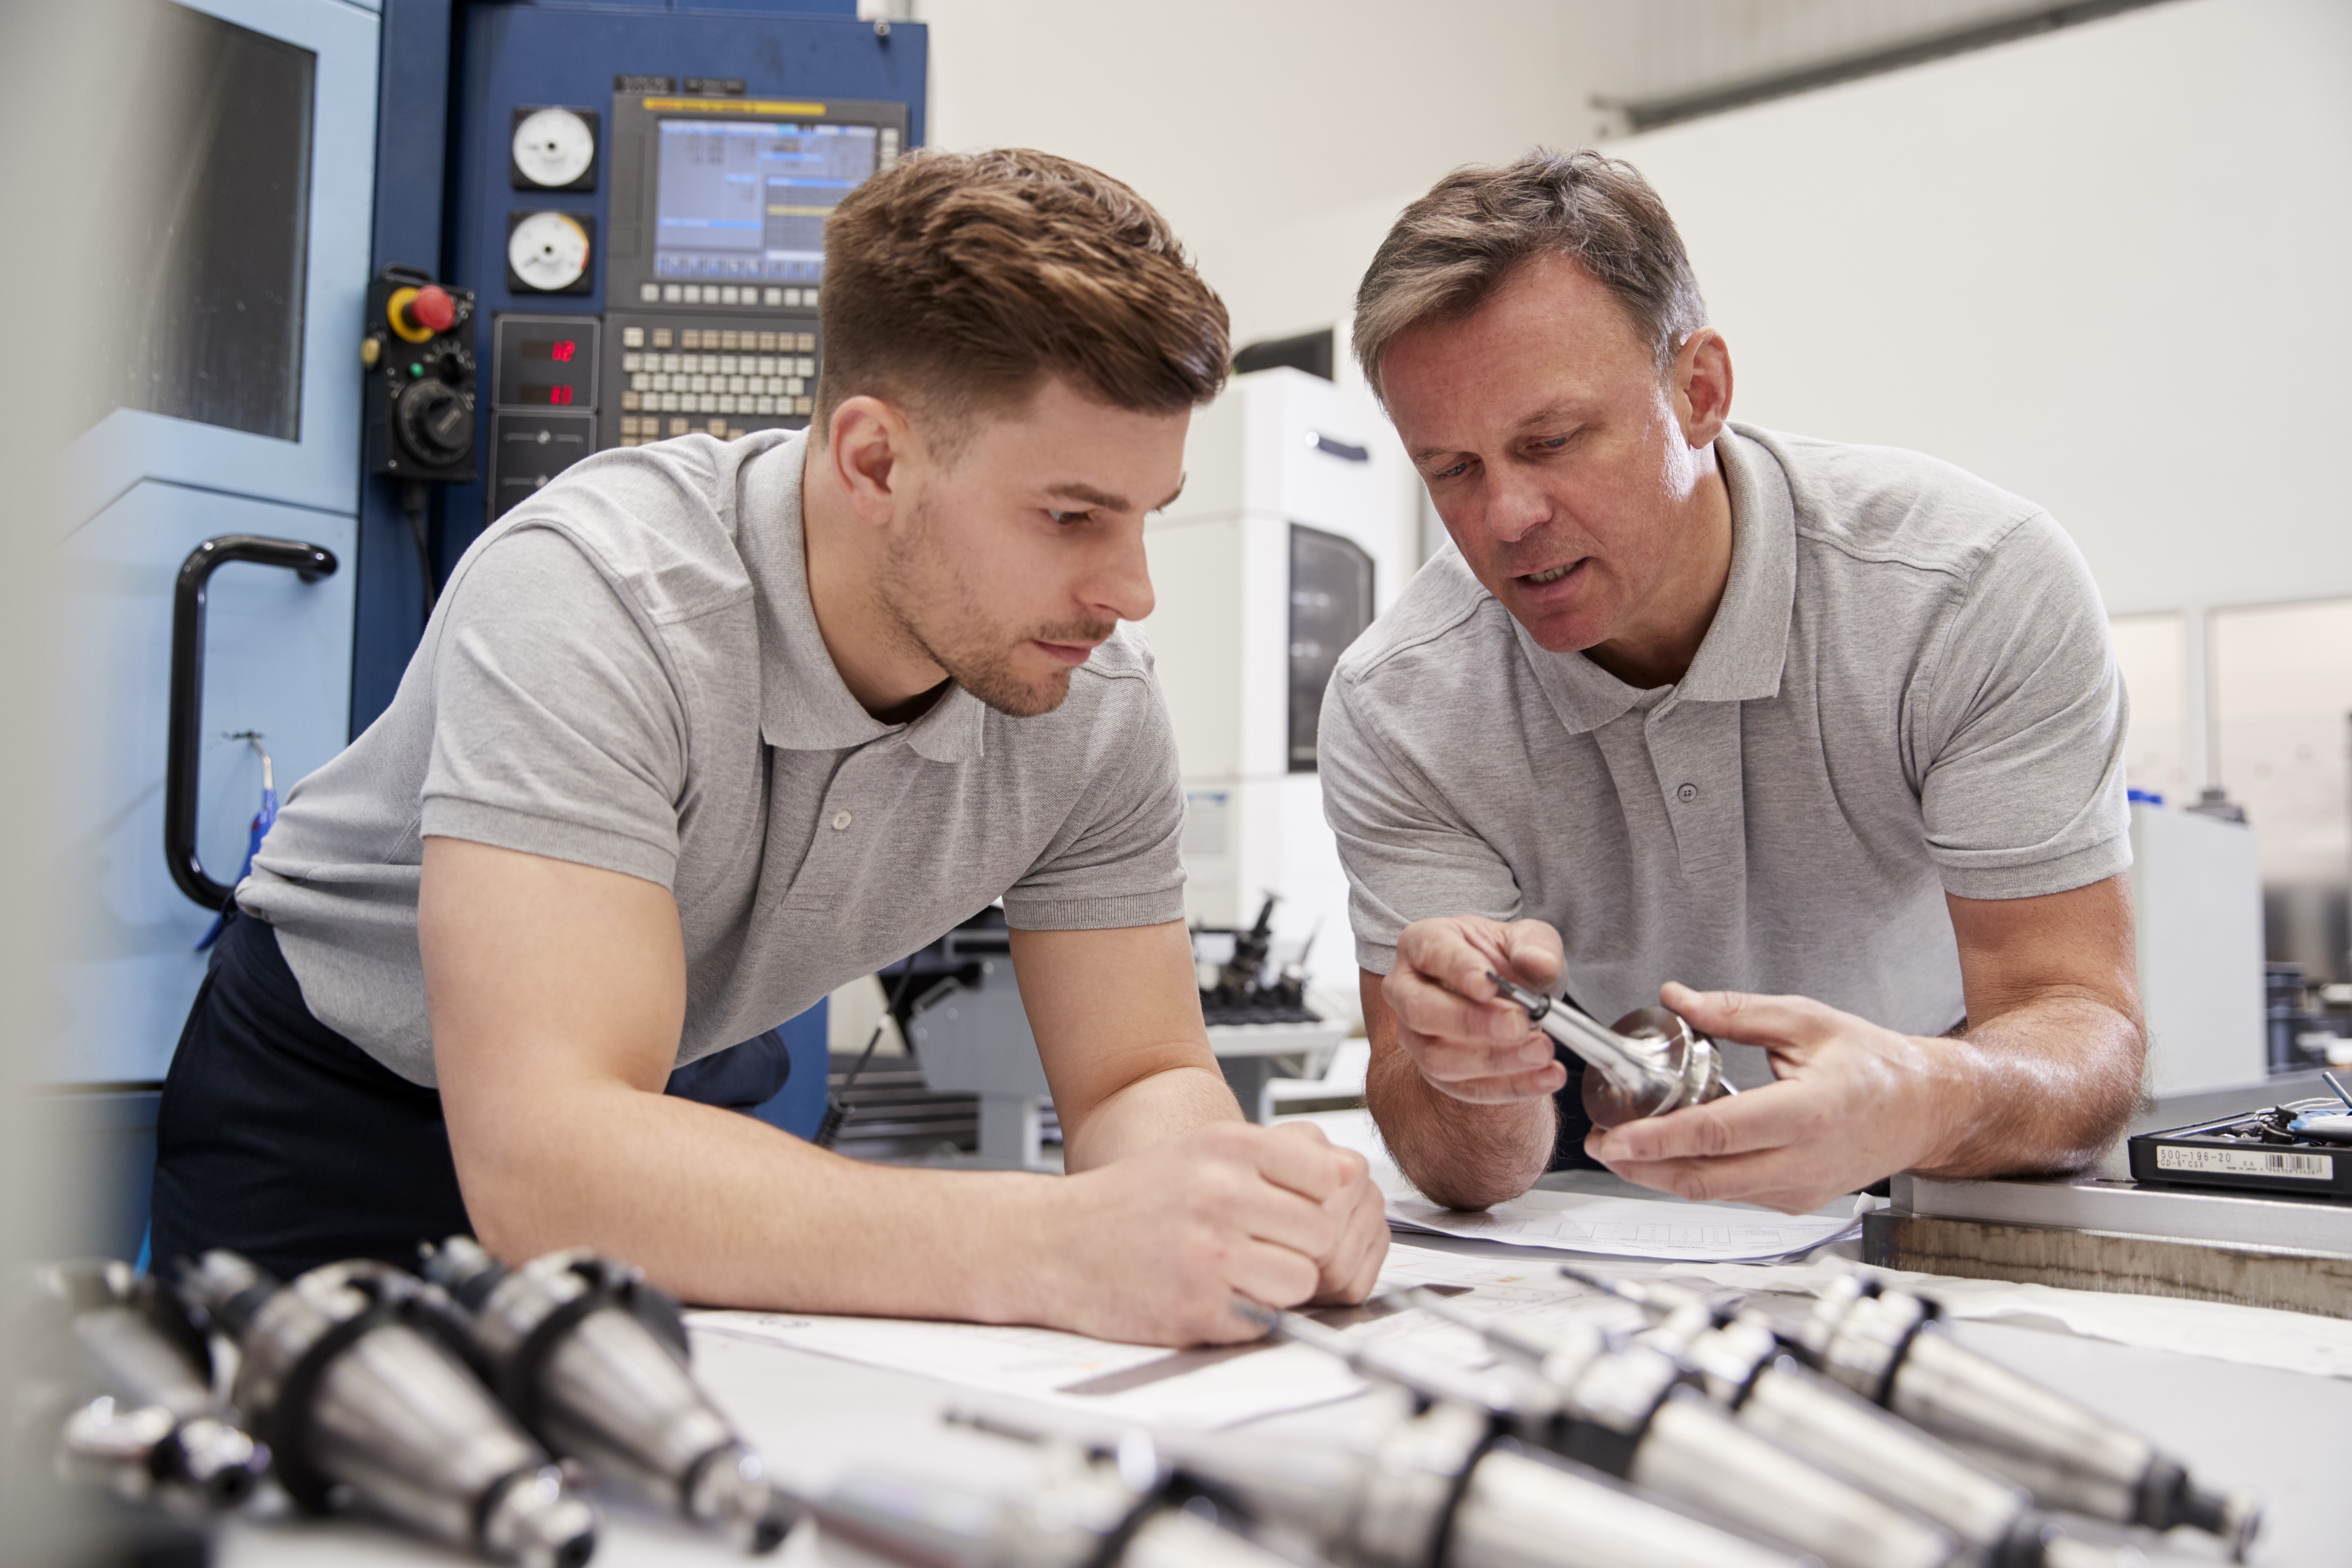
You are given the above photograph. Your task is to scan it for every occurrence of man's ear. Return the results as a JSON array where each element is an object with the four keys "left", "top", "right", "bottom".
[
  {"left": 823, "top": 395, "right": 917, "bottom": 529},
  {"left": 1672, "top": 328, "right": 1734, "bottom": 447}
]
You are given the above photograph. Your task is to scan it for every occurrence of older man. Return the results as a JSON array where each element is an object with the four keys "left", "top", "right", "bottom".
[{"left": 1323, "top": 149, "right": 2142, "bottom": 1214}]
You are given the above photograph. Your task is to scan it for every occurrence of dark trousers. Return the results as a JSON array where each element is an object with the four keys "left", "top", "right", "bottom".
[{"left": 150, "top": 906, "right": 791, "bottom": 1282}]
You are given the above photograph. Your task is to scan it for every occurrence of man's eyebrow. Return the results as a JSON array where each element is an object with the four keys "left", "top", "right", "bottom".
[
  {"left": 1513, "top": 401, "right": 1592, "bottom": 432},
  {"left": 1046, "top": 475, "right": 1189, "bottom": 513},
  {"left": 1045, "top": 481, "right": 1131, "bottom": 511},
  {"left": 1412, "top": 402, "right": 1597, "bottom": 463}
]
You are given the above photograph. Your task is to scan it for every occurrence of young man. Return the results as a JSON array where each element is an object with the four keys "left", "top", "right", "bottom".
[
  {"left": 151, "top": 149, "right": 1387, "bottom": 1347},
  {"left": 1323, "top": 150, "right": 2144, "bottom": 1215}
]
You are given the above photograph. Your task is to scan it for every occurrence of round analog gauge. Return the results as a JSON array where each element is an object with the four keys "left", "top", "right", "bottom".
[
  {"left": 508, "top": 211, "right": 591, "bottom": 292},
  {"left": 512, "top": 107, "right": 595, "bottom": 188}
]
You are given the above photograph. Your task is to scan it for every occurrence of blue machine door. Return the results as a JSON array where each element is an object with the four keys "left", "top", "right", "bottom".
[{"left": 49, "top": 0, "right": 379, "bottom": 1088}]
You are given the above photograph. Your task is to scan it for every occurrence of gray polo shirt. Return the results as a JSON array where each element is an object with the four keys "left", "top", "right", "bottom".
[
  {"left": 1320, "top": 423, "right": 2128, "bottom": 1082},
  {"left": 239, "top": 430, "right": 1186, "bottom": 1087}
]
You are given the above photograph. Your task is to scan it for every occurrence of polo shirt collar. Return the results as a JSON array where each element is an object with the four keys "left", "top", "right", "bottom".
[
  {"left": 740, "top": 434, "right": 988, "bottom": 764},
  {"left": 1510, "top": 423, "right": 1797, "bottom": 734}
]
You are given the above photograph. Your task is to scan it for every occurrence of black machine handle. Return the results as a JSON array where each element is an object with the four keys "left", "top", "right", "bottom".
[{"left": 165, "top": 535, "right": 339, "bottom": 911}]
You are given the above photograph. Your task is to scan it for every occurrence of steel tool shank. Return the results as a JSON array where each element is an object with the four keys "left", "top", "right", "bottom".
[
  {"left": 1798, "top": 1277, "right": 2262, "bottom": 1560},
  {"left": 421, "top": 1237, "right": 796, "bottom": 1554},
  {"left": 176, "top": 1250, "right": 597, "bottom": 1568},
  {"left": 1484, "top": 974, "right": 1734, "bottom": 1127},
  {"left": 23, "top": 1259, "right": 266, "bottom": 1510}
]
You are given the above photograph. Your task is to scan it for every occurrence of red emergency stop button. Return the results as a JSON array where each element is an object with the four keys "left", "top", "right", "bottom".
[
  {"left": 388, "top": 283, "right": 457, "bottom": 343},
  {"left": 406, "top": 285, "right": 456, "bottom": 335}
]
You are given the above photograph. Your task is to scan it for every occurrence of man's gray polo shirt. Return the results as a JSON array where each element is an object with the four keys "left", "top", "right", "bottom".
[
  {"left": 239, "top": 430, "right": 1186, "bottom": 1087},
  {"left": 1320, "top": 423, "right": 2128, "bottom": 1083}
]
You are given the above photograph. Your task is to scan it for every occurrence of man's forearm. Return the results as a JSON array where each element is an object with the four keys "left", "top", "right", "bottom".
[
  {"left": 1366, "top": 1038, "right": 1553, "bottom": 1210},
  {"left": 1918, "top": 992, "right": 2144, "bottom": 1178},
  {"left": 1060, "top": 1062, "right": 1242, "bottom": 1172},
  {"left": 454, "top": 1081, "right": 1072, "bottom": 1320}
]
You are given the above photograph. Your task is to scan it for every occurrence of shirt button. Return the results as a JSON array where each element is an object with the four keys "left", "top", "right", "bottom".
[
  {"left": 831, "top": 810, "right": 853, "bottom": 830},
  {"left": 1676, "top": 782, "right": 1699, "bottom": 803}
]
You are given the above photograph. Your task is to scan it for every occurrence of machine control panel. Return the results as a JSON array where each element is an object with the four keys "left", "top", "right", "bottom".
[
  {"left": 489, "top": 315, "right": 600, "bottom": 518},
  {"left": 482, "top": 81, "right": 911, "bottom": 508},
  {"left": 602, "top": 318, "right": 817, "bottom": 447},
  {"left": 364, "top": 270, "right": 479, "bottom": 483},
  {"left": 592, "top": 87, "right": 909, "bottom": 449}
]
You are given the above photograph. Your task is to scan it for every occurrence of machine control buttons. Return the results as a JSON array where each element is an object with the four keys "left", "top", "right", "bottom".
[
  {"left": 384, "top": 283, "right": 456, "bottom": 344},
  {"left": 507, "top": 211, "right": 594, "bottom": 294},
  {"left": 365, "top": 268, "right": 478, "bottom": 483},
  {"left": 510, "top": 106, "right": 598, "bottom": 190},
  {"left": 405, "top": 285, "right": 458, "bottom": 337},
  {"left": 396, "top": 380, "right": 474, "bottom": 465},
  {"left": 621, "top": 326, "right": 644, "bottom": 348}
]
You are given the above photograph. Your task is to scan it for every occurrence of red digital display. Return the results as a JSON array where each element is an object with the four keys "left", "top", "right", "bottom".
[
  {"left": 521, "top": 337, "right": 579, "bottom": 363},
  {"left": 520, "top": 383, "right": 576, "bottom": 405},
  {"left": 551, "top": 340, "right": 576, "bottom": 363}
]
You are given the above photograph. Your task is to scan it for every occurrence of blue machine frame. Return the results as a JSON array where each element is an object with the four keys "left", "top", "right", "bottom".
[
  {"left": 54, "top": 0, "right": 911, "bottom": 1254},
  {"left": 52, "top": 0, "right": 384, "bottom": 1256}
]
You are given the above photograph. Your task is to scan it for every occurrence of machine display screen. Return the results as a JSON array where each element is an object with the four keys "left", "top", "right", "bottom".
[{"left": 653, "top": 118, "right": 880, "bottom": 284}]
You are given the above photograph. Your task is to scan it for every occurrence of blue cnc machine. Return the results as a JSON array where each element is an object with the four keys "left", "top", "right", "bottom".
[{"left": 50, "top": 0, "right": 925, "bottom": 1256}]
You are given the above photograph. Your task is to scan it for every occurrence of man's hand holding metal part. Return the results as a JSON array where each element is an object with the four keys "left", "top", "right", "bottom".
[{"left": 1329, "top": 152, "right": 2147, "bottom": 1215}]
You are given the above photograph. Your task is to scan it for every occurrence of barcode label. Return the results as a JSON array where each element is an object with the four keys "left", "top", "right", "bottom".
[{"left": 2156, "top": 1145, "right": 2334, "bottom": 1180}]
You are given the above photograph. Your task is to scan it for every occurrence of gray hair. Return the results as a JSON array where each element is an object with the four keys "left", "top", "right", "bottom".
[{"left": 1352, "top": 148, "right": 1708, "bottom": 399}]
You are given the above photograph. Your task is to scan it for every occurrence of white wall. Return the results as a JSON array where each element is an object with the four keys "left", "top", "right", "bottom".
[{"left": 1609, "top": 0, "right": 2352, "bottom": 617}]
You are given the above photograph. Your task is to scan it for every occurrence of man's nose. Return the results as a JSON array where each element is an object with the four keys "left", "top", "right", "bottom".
[
  {"left": 1482, "top": 463, "right": 1553, "bottom": 543},
  {"left": 1090, "top": 525, "right": 1156, "bottom": 625}
]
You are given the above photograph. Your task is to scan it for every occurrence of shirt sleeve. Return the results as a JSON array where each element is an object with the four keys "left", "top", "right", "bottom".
[
  {"left": 1000, "top": 665, "right": 1189, "bottom": 931},
  {"left": 1319, "top": 663, "right": 1525, "bottom": 975},
  {"left": 1913, "top": 510, "right": 2132, "bottom": 900},
  {"left": 419, "top": 524, "right": 689, "bottom": 887}
]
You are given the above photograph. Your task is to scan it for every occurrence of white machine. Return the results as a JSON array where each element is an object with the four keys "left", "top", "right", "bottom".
[
  {"left": 1139, "top": 366, "right": 1420, "bottom": 1013},
  {"left": 2130, "top": 799, "right": 2266, "bottom": 1094}
]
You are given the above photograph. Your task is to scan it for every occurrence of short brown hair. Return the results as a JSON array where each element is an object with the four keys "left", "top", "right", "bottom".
[
  {"left": 817, "top": 148, "right": 1229, "bottom": 444},
  {"left": 1353, "top": 148, "right": 1706, "bottom": 400}
]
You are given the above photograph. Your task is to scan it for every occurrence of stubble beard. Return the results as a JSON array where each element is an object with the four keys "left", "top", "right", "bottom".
[{"left": 877, "top": 496, "right": 1115, "bottom": 720}]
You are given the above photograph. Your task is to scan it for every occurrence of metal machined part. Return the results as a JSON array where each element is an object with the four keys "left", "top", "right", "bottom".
[
  {"left": 1729, "top": 1359, "right": 2035, "bottom": 1562},
  {"left": 1583, "top": 1274, "right": 2215, "bottom": 1568},
  {"left": 1802, "top": 1278, "right": 2263, "bottom": 1561},
  {"left": 1586, "top": 1377, "right": 1955, "bottom": 1568},
  {"left": 420, "top": 1238, "right": 796, "bottom": 1554},
  {"left": 813, "top": 1440, "right": 1298, "bottom": 1568},
  {"left": 1399, "top": 1287, "right": 1957, "bottom": 1568},
  {"left": 1276, "top": 1297, "right": 1941, "bottom": 1568},
  {"left": 1448, "top": 1441, "right": 1804, "bottom": 1568},
  {"left": 176, "top": 1250, "right": 598, "bottom": 1568},
  {"left": 1484, "top": 974, "right": 1735, "bottom": 1128},
  {"left": 24, "top": 1259, "right": 267, "bottom": 1511}
]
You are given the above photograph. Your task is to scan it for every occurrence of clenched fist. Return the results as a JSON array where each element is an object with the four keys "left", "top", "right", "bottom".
[{"left": 1038, "top": 1119, "right": 1387, "bottom": 1345}]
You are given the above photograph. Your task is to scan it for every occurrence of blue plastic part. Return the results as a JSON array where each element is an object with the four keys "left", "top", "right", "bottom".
[{"left": 2128, "top": 787, "right": 2165, "bottom": 805}]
